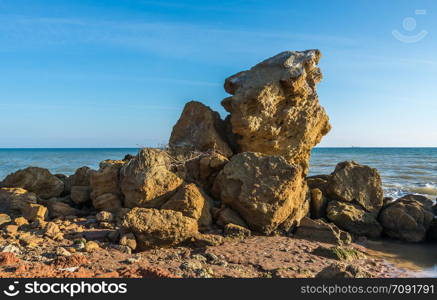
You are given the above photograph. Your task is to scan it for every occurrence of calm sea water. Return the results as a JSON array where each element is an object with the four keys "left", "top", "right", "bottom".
[{"left": 0, "top": 147, "right": 436, "bottom": 200}]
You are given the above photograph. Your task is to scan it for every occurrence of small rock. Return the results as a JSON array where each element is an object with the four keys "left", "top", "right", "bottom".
[
  {"left": 5, "top": 224, "right": 19, "bottom": 235},
  {"left": 1, "top": 244, "right": 21, "bottom": 254},
  {"left": 0, "top": 213, "right": 11, "bottom": 226},
  {"left": 44, "top": 222, "right": 61, "bottom": 238},
  {"left": 56, "top": 247, "right": 72, "bottom": 257},
  {"left": 14, "top": 217, "right": 29, "bottom": 227},
  {"left": 119, "top": 233, "right": 137, "bottom": 250},
  {"left": 224, "top": 223, "right": 251, "bottom": 238},
  {"left": 22, "top": 203, "right": 48, "bottom": 221},
  {"left": 96, "top": 211, "right": 114, "bottom": 222},
  {"left": 85, "top": 241, "right": 100, "bottom": 252}
]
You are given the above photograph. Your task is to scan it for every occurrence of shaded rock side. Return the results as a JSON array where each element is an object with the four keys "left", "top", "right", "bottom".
[
  {"left": 294, "top": 217, "right": 351, "bottom": 245},
  {"left": 379, "top": 194, "right": 434, "bottom": 242},
  {"left": 212, "top": 152, "right": 308, "bottom": 234},
  {"left": 169, "top": 101, "right": 233, "bottom": 157},
  {"left": 221, "top": 50, "right": 331, "bottom": 172},
  {"left": 161, "top": 183, "right": 213, "bottom": 230},
  {"left": 328, "top": 161, "right": 383, "bottom": 214},
  {"left": 0, "top": 188, "right": 38, "bottom": 212},
  {"left": 327, "top": 200, "right": 382, "bottom": 238},
  {"left": 120, "top": 148, "right": 183, "bottom": 208},
  {"left": 121, "top": 207, "right": 198, "bottom": 250},
  {"left": 1, "top": 167, "right": 64, "bottom": 199}
]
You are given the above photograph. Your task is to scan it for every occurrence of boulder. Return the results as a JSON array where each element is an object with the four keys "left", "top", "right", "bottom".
[
  {"left": 212, "top": 152, "right": 308, "bottom": 234},
  {"left": 120, "top": 148, "right": 183, "bottom": 208},
  {"left": 121, "top": 208, "right": 198, "bottom": 250},
  {"left": 1, "top": 167, "right": 64, "bottom": 199},
  {"left": 215, "top": 207, "right": 248, "bottom": 228},
  {"left": 169, "top": 101, "right": 233, "bottom": 157},
  {"left": 0, "top": 188, "right": 38, "bottom": 212},
  {"left": 306, "top": 175, "right": 331, "bottom": 195},
  {"left": 221, "top": 50, "right": 331, "bottom": 172},
  {"left": 70, "top": 186, "right": 91, "bottom": 204},
  {"left": 328, "top": 161, "right": 383, "bottom": 214},
  {"left": 171, "top": 151, "right": 229, "bottom": 193},
  {"left": 326, "top": 201, "right": 382, "bottom": 238},
  {"left": 294, "top": 217, "right": 351, "bottom": 245},
  {"left": 223, "top": 223, "right": 251, "bottom": 238},
  {"left": 70, "top": 166, "right": 92, "bottom": 186},
  {"left": 161, "top": 183, "right": 213, "bottom": 230},
  {"left": 90, "top": 160, "right": 125, "bottom": 212},
  {"left": 46, "top": 199, "right": 81, "bottom": 218},
  {"left": 379, "top": 194, "right": 434, "bottom": 242}
]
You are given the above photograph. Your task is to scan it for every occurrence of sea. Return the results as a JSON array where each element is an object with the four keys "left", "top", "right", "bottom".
[{"left": 0, "top": 147, "right": 436, "bottom": 200}]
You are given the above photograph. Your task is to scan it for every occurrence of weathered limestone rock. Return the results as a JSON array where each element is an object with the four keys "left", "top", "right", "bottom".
[
  {"left": 326, "top": 201, "right": 382, "bottom": 238},
  {"left": 379, "top": 194, "right": 434, "bottom": 242},
  {"left": 0, "top": 188, "right": 38, "bottom": 212},
  {"left": 161, "top": 183, "right": 213, "bottom": 230},
  {"left": 172, "top": 151, "right": 229, "bottom": 193},
  {"left": 121, "top": 208, "right": 198, "bottom": 250},
  {"left": 120, "top": 148, "right": 183, "bottom": 208},
  {"left": 212, "top": 152, "right": 308, "bottom": 234},
  {"left": 169, "top": 101, "right": 233, "bottom": 157},
  {"left": 0, "top": 214, "right": 11, "bottom": 225},
  {"left": 1, "top": 167, "right": 64, "bottom": 199},
  {"left": 294, "top": 217, "right": 351, "bottom": 245},
  {"left": 307, "top": 175, "right": 331, "bottom": 195},
  {"left": 222, "top": 50, "right": 331, "bottom": 172},
  {"left": 223, "top": 223, "right": 251, "bottom": 238},
  {"left": 328, "top": 161, "right": 383, "bottom": 214},
  {"left": 70, "top": 166, "right": 92, "bottom": 186},
  {"left": 90, "top": 160, "right": 125, "bottom": 212}
]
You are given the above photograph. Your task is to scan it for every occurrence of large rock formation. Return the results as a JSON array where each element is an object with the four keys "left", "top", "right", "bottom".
[
  {"left": 328, "top": 161, "right": 383, "bottom": 214},
  {"left": 327, "top": 201, "right": 382, "bottom": 238},
  {"left": 121, "top": 208, "right": 198, "bottom": 250},
  {"left": 169, "top": 101, "right": 233, "bottom": 157},
  {"left": 221, "top": 50, "right": 331, "bottom": 172},
  {"left": 212, "top": 152, "right": 308, "bottom": 234},
  {"left": 379, "top": 194, "right": 434, "bottom": 242},
  {"left": 1, "top": 167, "right": 64, "bottom": 199},
  {"left": 120, "top": 148, "right": 183, "bottom": 208}
]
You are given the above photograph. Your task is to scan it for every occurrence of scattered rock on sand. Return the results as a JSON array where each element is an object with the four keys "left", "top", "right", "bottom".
[
  {"left": 1, "top": 167, "right": 64, "bottom": 199},
  {"left": 316, "top": 262, "right": 371, "bottom": 278},
  {"left": 212, "top": 152, "right": 308, "bottom": 234},
  {"left": 22, "top": 204, "right": 48, "bottom": 222},
  {"left": 221, "top": 50, "right": 331, "bottom": 172},
  {"left": 379, "top": 194, "right": 434, "bottom": 242}
]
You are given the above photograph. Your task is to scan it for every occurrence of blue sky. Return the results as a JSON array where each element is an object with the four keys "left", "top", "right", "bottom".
[{"left": 0, "top": 0, "right": 436, "bottom": 147}]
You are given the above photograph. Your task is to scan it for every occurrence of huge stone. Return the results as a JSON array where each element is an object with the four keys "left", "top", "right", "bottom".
[
  {"left": 90, "top": 160, "right": 125, "bottom": 211},
  {"left": 120, "top": 148, "right": 183, "bottom": 208},
  {"left": 327, "top": 201, "right": 382, "bottom": 238},
  {"left": 161, "top": 183, "right": 213, "bottom": 230},
  {"left": 169, "top": 101, "right": 233, "bottom": 157},
  {"left": 70, "top": 166, "right": 92, "bottom": 186},
  {"left": 295, "top": 217, "right": 351, "bottom": 245},
  {"left": 1, "top": 167, "right": 64, "bottom": 199},
  {"left": 121, "top": 208, "right": 198, "bottom": 250},
  {"left": 212, "top": 152, "right": 308, "bottom": 234},
  {"left": 379, "top": 194, "right": 434, "bottom": 242},
  {"left": 0, "top": 188, "right": 38, "bottom": 212},
  {"left": 328, "top": 161, "right": 383, "bottom": 214},
  {"left": 221, "top": 50, "right": 331, "bottom": 172}
]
